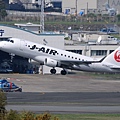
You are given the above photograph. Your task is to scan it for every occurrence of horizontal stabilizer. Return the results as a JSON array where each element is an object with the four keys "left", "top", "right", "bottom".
[{"left": 111, "top": 66, "right": 120, "bottom": 69}]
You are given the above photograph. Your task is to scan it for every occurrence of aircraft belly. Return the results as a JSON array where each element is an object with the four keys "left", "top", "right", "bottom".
[{"left": 73, "top": 63, "right": 113, "bottom": 72}]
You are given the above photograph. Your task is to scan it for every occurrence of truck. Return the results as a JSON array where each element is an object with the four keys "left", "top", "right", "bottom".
[{"left": 0, "top": 79, "right": 22, "bottom": 92}]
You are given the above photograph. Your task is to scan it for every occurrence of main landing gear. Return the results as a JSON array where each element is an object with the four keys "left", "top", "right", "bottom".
[
  {"left": 50, "top": 68, "right": 56, "bottom": 74},
  {"left": 61, "top": 69, "right": 67, "bottom": 75},
  {"left": 50, "top": 68, "right": 67, "bottom": 75}
]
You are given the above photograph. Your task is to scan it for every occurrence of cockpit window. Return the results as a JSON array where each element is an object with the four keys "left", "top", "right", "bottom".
[{"left": 0, "top": 38, "right": 10, "bottom": 42}]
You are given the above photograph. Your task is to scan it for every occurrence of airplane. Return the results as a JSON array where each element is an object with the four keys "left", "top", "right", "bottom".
[{"left": 0, "top": 37, "right": 120, "bottom": 75}]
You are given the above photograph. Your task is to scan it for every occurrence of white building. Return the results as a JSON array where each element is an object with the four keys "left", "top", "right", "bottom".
[
  {"left": 62, "top": 0, "right": 120, "bottom": 15},
  {"left": 65, "top": 32, "right": 120, "bottom": 58}
]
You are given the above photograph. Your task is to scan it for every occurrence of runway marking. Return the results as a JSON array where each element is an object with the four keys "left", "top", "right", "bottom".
[
  {"left": 7, "top": 78, "right": 26, "bottom": 82},
  {"left": 67, "top": 75, "right": 92, "bottom": 79}
]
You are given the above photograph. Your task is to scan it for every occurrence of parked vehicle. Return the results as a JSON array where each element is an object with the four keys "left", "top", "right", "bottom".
[
  {"left": 0, "top": 79, "right": 22, "bottom": 92},
  {"left": 100, "top": 28, "right": 119, "bottom": 34}
]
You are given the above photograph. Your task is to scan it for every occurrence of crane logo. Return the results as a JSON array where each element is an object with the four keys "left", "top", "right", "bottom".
[{"left": 114, "top": 50, "right": 120, "bottom": 62}]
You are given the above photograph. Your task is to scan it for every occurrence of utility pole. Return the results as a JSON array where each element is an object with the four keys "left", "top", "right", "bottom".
[
  {"left": 75, "top": 0, "right": 78, "bottom": 16},
  {"left": 87, "top": 2, "right": 88, "bottom": 15},
  {"left": 38, "top": 0, "right": 44, "bottom": 33}
]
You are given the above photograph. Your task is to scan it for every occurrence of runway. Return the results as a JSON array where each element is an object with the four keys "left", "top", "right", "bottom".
[
  {"left": 6, "top": 92, "right": 120, "bottom": 113},
  {"left": 1, "top": 72, "right": 120, "bottom": 113}
]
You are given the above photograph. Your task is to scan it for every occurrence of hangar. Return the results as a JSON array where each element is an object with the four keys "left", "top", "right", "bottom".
[{"left": 0, "top": 24, "right": 64, "bottom": 74}]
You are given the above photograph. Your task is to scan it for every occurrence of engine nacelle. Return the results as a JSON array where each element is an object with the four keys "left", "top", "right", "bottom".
[
  {"left": 44, "top": 58, "right": 58, "bottom": 67},
  {"left": 28, "top": 59, "right": 41, "bottom": 65}
]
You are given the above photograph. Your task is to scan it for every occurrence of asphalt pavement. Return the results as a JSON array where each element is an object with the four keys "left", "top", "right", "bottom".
[{"left": 1, "top": 72, "right": 120, "bottom": 113}]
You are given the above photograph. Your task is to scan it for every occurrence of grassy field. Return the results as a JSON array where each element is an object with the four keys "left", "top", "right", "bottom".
[{"left": 53, "top": 114, "right": 120, "bottom": 120}]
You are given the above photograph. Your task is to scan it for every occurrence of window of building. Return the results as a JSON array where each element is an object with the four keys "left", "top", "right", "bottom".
[
  {"left": 109, "top": 50, "right": 114, "bottom": 54},
  {"left": 81, "top": 34, "right": 84, "bottom": 37},
  {"left": 91, "top": 50, "right": 107, "bottom": 56}
]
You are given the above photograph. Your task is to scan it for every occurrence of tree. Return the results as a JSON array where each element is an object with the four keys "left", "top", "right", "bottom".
[
  {"left": 0, "top": 0, "right": 7, "bottom": 20},
  {"left": 0, "top": 89, "right": 7, "bottom": 120},
  {"left": 117, "top": 14, "right": 120, "bottom": 21},
  {"left": 0, "top": 89, "right": 7, "bottom": 113}
]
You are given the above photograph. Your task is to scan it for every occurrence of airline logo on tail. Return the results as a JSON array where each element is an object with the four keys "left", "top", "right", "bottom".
[{"left": 114, "top": 50, "right": 120, "bottom": 62}]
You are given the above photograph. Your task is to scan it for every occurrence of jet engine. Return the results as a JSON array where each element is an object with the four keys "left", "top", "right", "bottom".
[
  {"left": 44, "top": 58, "right": 58, "bottom": 67},
  {"left": 28, "top": 59, "right": 41, "bottom": 65}
]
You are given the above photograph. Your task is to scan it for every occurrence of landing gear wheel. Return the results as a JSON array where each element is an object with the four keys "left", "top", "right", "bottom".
[
  {"left": 50, "top": 68, "right": 56, "bottom": 74},
  {"left": 61, "top": 70, "right": 67, "bottom": 75}
]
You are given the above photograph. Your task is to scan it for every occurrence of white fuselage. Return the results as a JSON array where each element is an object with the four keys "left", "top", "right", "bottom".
[{"left": 0, "top": 38, "right": 119, "bottom": 73}]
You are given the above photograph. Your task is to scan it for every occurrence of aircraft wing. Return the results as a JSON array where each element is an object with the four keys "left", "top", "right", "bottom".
[
  {"left": 59, "top": 59, "right": 102, "bottom": 69},
  {"left": 102, "top": 64, "right": 120, "bottom": 70},
  {"left": 60, "top": 56, "right": 106, "bottom": 66},
  {"left": 60, "top": 60, "right": 98, "bottom": 65}
]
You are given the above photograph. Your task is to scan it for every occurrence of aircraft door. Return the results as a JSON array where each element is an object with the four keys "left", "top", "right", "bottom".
[{"left": 20, "top": 40, "right": 26, "bottom": 51}]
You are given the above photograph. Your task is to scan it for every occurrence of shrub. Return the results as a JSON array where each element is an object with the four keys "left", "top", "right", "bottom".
[
  {"left": 0, "top": 90, "right": 7, "bottom": 120},
  {"left": 21, "top": 111, "right": 35, "bottom": 120},
  {"left": 6, "top": 109, "right": 21, "bottom": 120}
]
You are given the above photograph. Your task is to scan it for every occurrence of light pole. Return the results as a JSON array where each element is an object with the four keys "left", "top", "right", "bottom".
[
  {"left": 38, "top": 0, "right": 44, "bottom": 33},
  {"left": 75, "top": 0, "right": 78, "bottom": 16}
]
